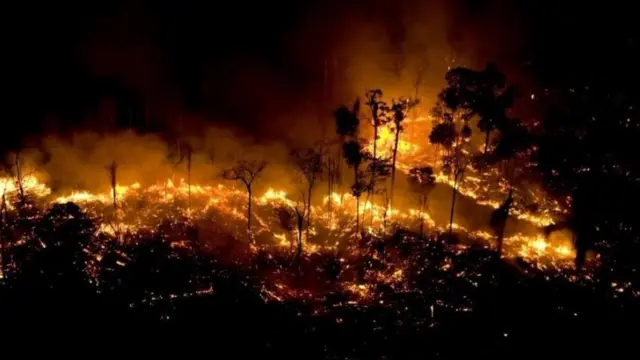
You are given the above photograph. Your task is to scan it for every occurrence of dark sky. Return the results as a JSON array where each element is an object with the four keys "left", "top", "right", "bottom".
[{"left": 2, "top": 0, "right": 637, "bottom": 149}]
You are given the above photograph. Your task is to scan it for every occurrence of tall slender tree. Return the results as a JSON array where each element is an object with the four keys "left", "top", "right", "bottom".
[
  {"left": 408, "top": 167, "right": 436, "bottom": 238},
  {"left": 342, "top": 140, "right": 367, "bottom": 235},
  {"left": 490, "top": 190, "right": 514, "bottom": 257},
  {"left": 292, "top": 146, "right": 323, "bottom": 242},
  {"left": 389, "top": 98, "right": 419, "bottom": 209},
  {"left": 223, "top": 160, "right": 267, "bottom": 243},
  {"left": 365, "top": 89, "right": 389, "bottom": 163},
  {"left": 430, "top": 82, "right": 473, "bottom": 239}
]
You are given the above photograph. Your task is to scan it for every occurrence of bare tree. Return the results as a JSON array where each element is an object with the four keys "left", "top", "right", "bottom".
[
  {"left": 351, "top": 170, "right": 369, "bottom": 235},
  {"left": 223, "top": 160, "right": 267, "bottom": 243},
  {"left": 106, "top": 161, "right": 118, "bottom": 214},
  {"left": 408, "top": 167, "right": 436, "bottom": 238},
  {"left": 275, "top": 206, "right": 295, "bottom": 251},
  {"left": 448, "top": 141, "right": 469, "bottom": 239},
  {"left": 275, "top": 192, "right": 306, "bottom": 268},
  {"left": 363, "top": 155, "right": 391, "bottom": 228},
  {"left": 106, "top": 161, "right": 120, "bottom": 240},
  {"left": 364, "top": 90, "right": 389, "bottom": 205},
  {"left": 342, "top": 141, "right": 367, "bottom": 235},
  {"left": 490, "top": 190, "right": 514, "bottom": 257},
  {"left": 14, "top": 153, "right": 25, "bottom": 206},
  {"left": 292, "top": 146, "right": 323, "bottom": 242},
  {"left": 174, "top": 143, "right": 194, "bottom": 214},
  {"left": 430, "top": 82, "right": 473, "bottom": 240},
  {"left": 0, "top": 188, "right": 7, "bottom": 279},
  {"left": 293, "top": 194, "right": 306, "bottom": 265},
  {"left": 389, "top": 98, "right": 419, "bottom": 209},
  {"left": 322, "top": 139, "right": 341, "bottom": 218},
  {"left": 366, "top": 90, "right": 389, "bottom": 163},
  {"left": 186, "top": 146, "right": 192, "bottom": 213}
]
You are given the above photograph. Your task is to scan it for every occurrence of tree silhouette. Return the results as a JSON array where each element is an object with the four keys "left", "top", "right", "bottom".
[
  {"left": 342, "top": 140, "right": 367, "bottom": 234},
  {"left": 322, "top": 140, "right": 341, "bottom": 217},
  {"left": 430, "top": 87, "right": 472, "bottom": 239},
  {"left": 334, "top": 99, "right": 360, "bottom": 139},
  {"left": 363, "top": 154, "right": 391, "bottom": 228},
  {"left": 275, "top": 206, "right": 294, "bottom": 250},
  {"left": 438, "top": 64, "right": 516, "bottom": 156},
  {"left": 0, "top": 189, "right": 7, "bottom": 280},
  {"left": 223, "top": 160, "right": 267, "bottom": 243},
  {"left": 292, "top": 195, "right": 305, "bottom": 265},
  {"left": 365, "top": 89, "right": 389, "bottom": 162},
  {"left": 334, "top": 100, "right": 370, "bottom": 236},
  {"left": 490, "top": 190, "right": 514, "bottom": 257},
  {"left": 364, "top": 90, "right": 390, "bottom": 207},
  {"left": 291, "top": 146, "right": 323, "bottom": 242},
  {"left": 389, "top": 98, "right": 419, "bottom": 209},
  {"left": 13, "top": 153, "right": 25, "bottom": 207},
  {"left": 473, "top": 64, "right": 516, "bottom": 155},
  {"left": 407, "top": 167, "right": 436, "bottom": 238},
  {"left": 492, "top": 118, "right": 533, "bottom": 187}
]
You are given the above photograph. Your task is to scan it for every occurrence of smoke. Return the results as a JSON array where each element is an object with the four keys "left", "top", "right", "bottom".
[
  {"left": 66, "top": 0, "right": 526, "bottom": 142},
  {"left": 14, "top": 129, "right": 297, "bottom": 197},
  {"left": 4, "top": 0, "right": 539, "bottom": 236}
]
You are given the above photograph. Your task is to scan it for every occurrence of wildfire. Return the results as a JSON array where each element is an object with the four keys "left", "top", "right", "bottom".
[
  {"left": 0, "top": 170, "right": 575, "bottom": 268},
  {"left": 0, "top": 115, "right": 578, "bottom": 289}
]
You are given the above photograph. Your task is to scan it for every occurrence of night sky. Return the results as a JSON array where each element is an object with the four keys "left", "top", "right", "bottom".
[{"left": 3, "top": 0, "right": 637, "bottom": 149}]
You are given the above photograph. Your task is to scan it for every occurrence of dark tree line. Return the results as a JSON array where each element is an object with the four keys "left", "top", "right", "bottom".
[{"left": 427, "top": 62, "right": 640, "bottom": 268}]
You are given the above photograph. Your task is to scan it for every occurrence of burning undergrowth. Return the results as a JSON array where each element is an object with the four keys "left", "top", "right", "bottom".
[{"left": 0, "top": 118, "right": 594, "bottom": 311}]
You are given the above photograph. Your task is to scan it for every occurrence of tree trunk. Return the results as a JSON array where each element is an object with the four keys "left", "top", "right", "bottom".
[
  {"left": 390, "top": 127, "right": 401, "bottom": 209},
  {"left": 497, "top": 223, "right": 505, "bottom": 257},
  {"left": 297, "top": 214, "right": 303, "bottom": 261},
  {"left": 0, "top": 193, "right": 6, "bottom": 280},
  {"left": 484, "top": 130, "right": 490, "bottom": 155},
  {"left": 367, "top": 122, "right": 378, "bottom": 221},
  {"left": 112, "top": 185, "right": 117, "bottom": 214},
  {"left": 419, "top": 195, "right": 426, "bottom": 238},
  {"left": 306, "top": 183, "right": 313, "bottom": 242},
  {"left": 15, "top": 154, "right": 24, "bottom": 206},
  {"left": 448, "top": 175, "right": 460, "bottom": 239},
  {"left": 187, "top": 148, "right": 192, "bottom": 214},
  {"left": 247, "top": 188, "right": 253, "bottom": 243},
  {"left": 373, "top": 123, "right": 378, "bottom": 162},
  {"left": 355, "top": 196, "right": 360, "bottom": 236},
  {"left": 382, "top": 195, "right": 389, "bottom": 229},
  {"left": 327, "top": 155, "right": 332, "bottom": 216}
]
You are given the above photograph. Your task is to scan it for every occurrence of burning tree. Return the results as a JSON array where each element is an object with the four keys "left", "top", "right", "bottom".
[
  {"left": 365, "top": 89, "right": 389, "bottom": 163},
  {"left": 389, "top": 97, "right": 419, "bottom": 208},
  {"left": 435, "top": 64, "right": 516, "bottom": 156},
  {"left": 342, "top": 141, "right": 368, "bottom": 234},
  {"left": 334, "top": 99, "right": 369, "bottom": 235},
  {"left": 364, "top": 90, "right": 390, "bottom": 206},
  {"left": 0, "top": 186, "right": 7, "bottom": 279},
  {"left": 364, "top": 155, "right": 391, "bottom": 228},
  {"left": 334, "top": 99, "right": 360, "bottom": 139},
  {"left": 470, "top": 64, "right": 516, "bottom": 155},
  {"left": 430, "top": 80, "right": 473, "bottom": 239},
  {"left": 291, "top": 146, "right": 323, "bottom": 242},
  {"left": 323, "top": 140, "right": 341, "bottom": 216},
  {"left": 275, "top": 194, "right": 306, "bottom": 265},
  {"left": 490, "top": 190, "right": 514, "bottom": 257},
  {"left": 13, "top": 153, "right": 25, "bottom": 207},
  {"left": 408, "top": 167, "right": 436, "bottom": 238},
  {"left": 223, "top": 159, "right": 267, "bottom": 243}
]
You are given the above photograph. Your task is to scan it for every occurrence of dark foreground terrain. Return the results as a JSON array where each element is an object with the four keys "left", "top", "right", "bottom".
[{"left": 1, "top": 204, "right": 638, "bottom": 359}]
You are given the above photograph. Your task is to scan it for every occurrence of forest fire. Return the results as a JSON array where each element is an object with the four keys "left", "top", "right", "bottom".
[
  {"left": 1, "top": 2, "right": 638, "bottom": 357},
  {"left": 1, "top": 170, "right": 573, "bottom": 269},
  {"left": 0, "top": 98, "right": 582, "bottom": 309}
]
